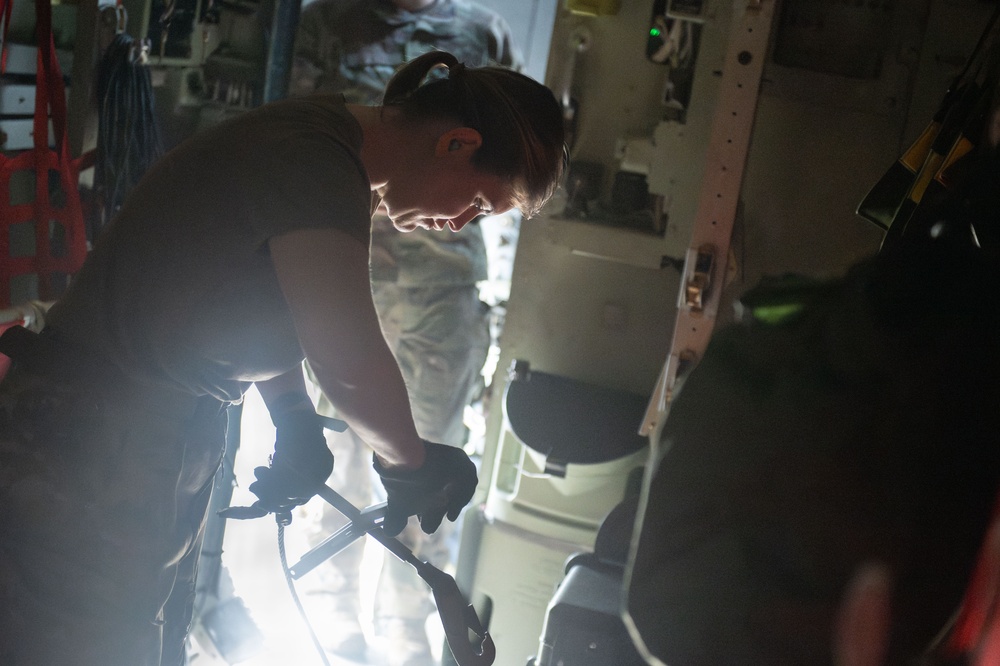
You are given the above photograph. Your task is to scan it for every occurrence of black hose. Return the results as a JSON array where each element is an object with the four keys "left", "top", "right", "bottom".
[
  {"left": 94, "top": 32, "right": 163, "bottom": 241},
  {"left": 278, "top": 521, "right": 333, "bottom": 666}
]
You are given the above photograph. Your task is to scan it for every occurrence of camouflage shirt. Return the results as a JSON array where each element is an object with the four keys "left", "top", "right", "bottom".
[
  {"left": 292, "top": 0, "right": 522, "bottom": 103},
  {"left": 291, "top": 0, "right": 522, "bottom": 286}
]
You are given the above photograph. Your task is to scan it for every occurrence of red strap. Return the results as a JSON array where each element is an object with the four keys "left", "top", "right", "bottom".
[
  {"left": 947, "top": 493, "right": 1000, "bottom": 659},
  {"left": 0, "top": 0, "right": 87, "bottom": 306},
  {"left": 35, "top": 0, "right": 69, "bottom": 151},
  {"left": 0, "top": 0, "right": 12, "bottom": 73}
]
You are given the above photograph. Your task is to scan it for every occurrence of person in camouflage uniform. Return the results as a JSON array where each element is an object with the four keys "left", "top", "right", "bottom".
[
  {"left": 290, "top": 3, "right": 522, "bottom": 664},
  {"left": 291, "top": 0, "right": 521, "bottom": 103}
]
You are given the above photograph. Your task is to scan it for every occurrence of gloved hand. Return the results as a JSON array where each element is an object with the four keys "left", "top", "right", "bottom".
[
  {"left": 247, "top": 408, "right": 334, "bottom": 515},
  {"left": 373, "top": 441, "right": 479, "bottom": 537}
]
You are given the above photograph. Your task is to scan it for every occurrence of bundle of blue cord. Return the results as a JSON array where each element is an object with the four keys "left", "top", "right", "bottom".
[{"left": 94, "top": 32, "right": 163, "bottom": 239}]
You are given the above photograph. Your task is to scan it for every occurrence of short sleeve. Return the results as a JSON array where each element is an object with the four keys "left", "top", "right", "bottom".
[{"left": 248, "top": 132, "right": 372, "bottom": 247}]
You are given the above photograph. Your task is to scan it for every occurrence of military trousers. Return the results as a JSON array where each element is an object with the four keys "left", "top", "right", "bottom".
[{"left": 0, "top": 356, "right": 228, "bottom": 665}]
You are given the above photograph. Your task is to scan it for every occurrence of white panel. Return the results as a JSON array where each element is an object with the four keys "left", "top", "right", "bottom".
[
  {"left": 0, "top": 118, "right": 58, "bottom": 150},
  {"left": 0, "top": 43, "right": 74, "bottom": 76},
  {"left": 0, "top": 84, "right": 37, "bottom": 115},
  {"left": 468, "top": 518, "right": 581, "bottom": 666},
  {"left": 497, "top": 215, "right": 679, "bottom": 394}
]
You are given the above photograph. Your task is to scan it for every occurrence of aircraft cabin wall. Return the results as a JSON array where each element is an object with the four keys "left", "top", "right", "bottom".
[
  {"left": 460, "top": 3, "right": 996, "bottom": 664},
  {"left": 483, "top": 0, "right": 994, "bottom": 461}
]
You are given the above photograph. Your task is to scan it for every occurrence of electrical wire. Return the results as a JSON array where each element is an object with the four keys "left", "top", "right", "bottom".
[
  {"left": 94, "top": 31, "right": 163, "bottom": 240},
  {"left": 277, "top": 521, "right": 333, "bottom": 666}
]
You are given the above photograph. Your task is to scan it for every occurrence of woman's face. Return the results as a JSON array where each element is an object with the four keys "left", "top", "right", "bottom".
[{"left": 378, "top": 148, "right": 514, "bottom": 233}]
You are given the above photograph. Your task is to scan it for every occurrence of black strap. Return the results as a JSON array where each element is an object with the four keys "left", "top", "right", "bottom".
[
  {"left": 0, "top": 325, "right": 103, "bottom": 385},
  {"left": 0, "top": 325, "right": 41, "bottom": 363},
  {"left": 0, "top": 325, "right": 123, "bottom": 389}
]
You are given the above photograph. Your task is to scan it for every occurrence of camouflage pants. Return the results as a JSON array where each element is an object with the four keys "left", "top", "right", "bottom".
[
  {"left": 373, "top": 282, "right": 491, "bottom": 446},
  {"left": 0, "top": 365, "right": 227, "bottom": 665}
]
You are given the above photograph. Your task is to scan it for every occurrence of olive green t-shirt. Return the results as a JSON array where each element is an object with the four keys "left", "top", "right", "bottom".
[{"left": 46, "top": 94, "right": 372, "bottom": 402}]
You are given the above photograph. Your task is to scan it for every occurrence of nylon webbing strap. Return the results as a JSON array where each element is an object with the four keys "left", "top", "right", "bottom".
[
  {"left": 0, "top": 0, "right": 88, "bottom": 307},
  {"left": 0, "top": 0, "right": 13, "bottom": 72}
]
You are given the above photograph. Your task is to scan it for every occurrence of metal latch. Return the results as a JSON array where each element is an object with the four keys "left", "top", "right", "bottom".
[{"left": 684, "top": 244, "right": 715, "bottom": 311}]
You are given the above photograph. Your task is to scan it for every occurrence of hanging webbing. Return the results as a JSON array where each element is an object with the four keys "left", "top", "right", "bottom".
[{"left": 0, "top": 0, "right": 13, "bottom": 72}]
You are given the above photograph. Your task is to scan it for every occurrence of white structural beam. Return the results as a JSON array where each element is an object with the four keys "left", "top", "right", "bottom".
[{"left": 641, "top": 0, "right": 779, "bottom": 439}]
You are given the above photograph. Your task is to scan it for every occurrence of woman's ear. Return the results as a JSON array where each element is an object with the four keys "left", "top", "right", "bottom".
[{"left": 435, "top": 127, "right": 482, "bottom": 157}]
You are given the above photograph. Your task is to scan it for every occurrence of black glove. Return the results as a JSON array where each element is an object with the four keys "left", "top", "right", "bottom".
[
  {"left": 247, "top": 408, "right": 334, "bottom": 515},
  {"left": 373, "top": 441, "right": 478, "bottom": 537}
]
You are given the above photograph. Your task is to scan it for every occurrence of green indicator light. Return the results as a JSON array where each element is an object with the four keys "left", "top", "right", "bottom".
[
  {"left": 650, "top": 27, "right": 661, "bottom": 37},
  {"left": 752, "top": 303, "right": 805, "bottom": 324}
]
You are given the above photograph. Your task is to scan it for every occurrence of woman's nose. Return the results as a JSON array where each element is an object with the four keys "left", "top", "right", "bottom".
[{"left": 447, "top": 208, "right": 480, "bottom": 232}]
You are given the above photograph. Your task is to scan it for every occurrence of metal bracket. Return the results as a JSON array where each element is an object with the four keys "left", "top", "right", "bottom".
[{"left": 683, "top": 244, "right": 716, "bottom": 310}]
